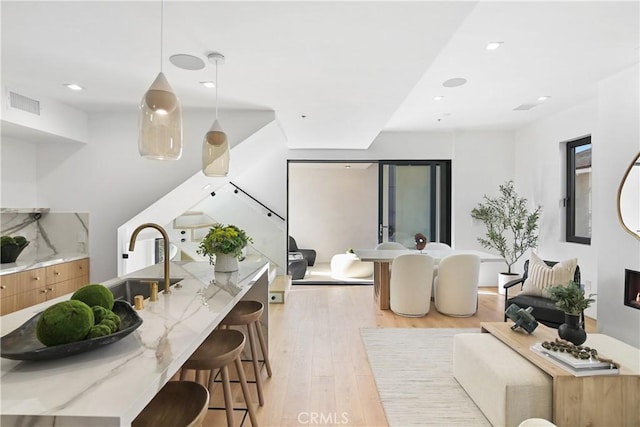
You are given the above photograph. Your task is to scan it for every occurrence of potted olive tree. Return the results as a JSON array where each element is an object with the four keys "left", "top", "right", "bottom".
[
  {"left": 547, "top": 281, "right": 596, "bottom": 345},
  {"left": 471, "top": 180, "right": 541, "bottom": 293}
]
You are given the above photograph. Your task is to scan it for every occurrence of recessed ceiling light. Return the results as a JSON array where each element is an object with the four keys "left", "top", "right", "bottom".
[
  {"left": 200, "top": 81, "right": 216, "bottom": 89},
  {"left": 433, "top": 96, "right": 444, "bottom": 101},
  {"left": 485, "top": 41, "right": 503, "bottom": 51},
  {"left": 64, "top": 83, "right": 84, "bottom": 91},
  {"left": 170, "top": 54, "right": 205, "bottom": 70},
  {"left": 443, "top": 78, "right": 467, "bottom": 88},
  {"left": 537, "top": 96, "right": 551, "bottom": 102}
]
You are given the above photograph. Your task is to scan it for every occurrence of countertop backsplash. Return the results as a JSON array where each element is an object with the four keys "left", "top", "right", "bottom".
[{"left": 0, "top": 209, "right": 89, "bottom": 267}]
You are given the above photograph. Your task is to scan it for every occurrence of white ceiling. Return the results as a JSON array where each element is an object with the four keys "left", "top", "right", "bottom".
[{"left": 2, "top": 1, "right": 638, "bottom": 150}]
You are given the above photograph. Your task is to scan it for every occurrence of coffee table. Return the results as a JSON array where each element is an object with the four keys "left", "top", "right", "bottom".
[{"left": 481, "top": 322, "right": 640, "bottom": 427}]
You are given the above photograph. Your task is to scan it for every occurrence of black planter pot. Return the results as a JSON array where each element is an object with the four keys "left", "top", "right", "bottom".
[
  {"left": 558, "top": 313, "right": 587, "bottom": 345},
  {"left": 0, "top": 243, "right": 29, "bottom": 264}
]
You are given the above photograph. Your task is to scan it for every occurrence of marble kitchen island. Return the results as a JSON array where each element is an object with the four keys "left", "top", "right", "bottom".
[{"left": 0, "top": 259, "right": 270, "bottom": 427}]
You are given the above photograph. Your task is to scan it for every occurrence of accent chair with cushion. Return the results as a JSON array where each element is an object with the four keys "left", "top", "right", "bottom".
[
  {"left": 288, "top": 236, "right": 316, "bottom": 267},
  {"left": 434, "top": 254, "right": 480, "bottom": 317},
  {"left": 504, "top": 252, "right": 581, "bottom": 328}
]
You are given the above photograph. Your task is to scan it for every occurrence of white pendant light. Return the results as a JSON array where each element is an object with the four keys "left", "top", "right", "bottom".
[
  {"left": 138, "top": 0, "right": 183, "bottom": 160},
  {"left": 202, "top": 52, "right": 229, "bottom": 177}
]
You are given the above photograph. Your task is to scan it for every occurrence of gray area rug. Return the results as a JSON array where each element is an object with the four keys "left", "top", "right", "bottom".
[{"left": 360, "top": 328, "right": 491, "bottom": 427}]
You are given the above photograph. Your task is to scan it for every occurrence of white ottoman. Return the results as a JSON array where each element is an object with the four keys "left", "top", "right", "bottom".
[
  {"left": 453, "top": 333, "right": 552, "bottom": 427},
  {"left": 330, "top": 253, "right": 373, "bottom": 278}
]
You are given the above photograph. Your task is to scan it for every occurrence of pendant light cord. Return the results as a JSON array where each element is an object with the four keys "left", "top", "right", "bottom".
[
  {"left": 160, "top": 0, "right": 164, "bottom": 72},
  {"left": 215, "top": 59, "right": 219, "bottom": 120}
]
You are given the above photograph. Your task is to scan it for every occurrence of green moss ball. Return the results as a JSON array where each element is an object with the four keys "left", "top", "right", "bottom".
[
  {"left": 71, "top": 284, "right": 114, "bottom": 310},
  {"left": 100, "top": 319, "right": 118, "bottom": 333},
  {"left": 36, "top": 300, "right": 95, "bottom": 346},
  {"left": 105, "top": 312, "right": 121, "bottom": 330},
  {"left": 13, "top": 236, "right": 27, "bottom": 246},
  {"left": 91, "top": 305, "right": 110, "bottom": 324},
  {"left": 0, "top": 236, "right": 15, "bottom": 246},
  {"left": 86, "top": 324, "right": 112, "bottom": 339}
]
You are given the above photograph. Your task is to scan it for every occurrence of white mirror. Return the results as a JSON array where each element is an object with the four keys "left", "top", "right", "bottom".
[{"left": 617, "top": 152, "right": 640, "bottom": 240}]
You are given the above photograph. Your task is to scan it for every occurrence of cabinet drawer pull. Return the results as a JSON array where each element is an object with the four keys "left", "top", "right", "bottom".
[
  {"left": 34, "top": 276, "right": 41, "bottom": 281},
  {"left": 0, "top": 285, "right": 6, "bottom": 289},
  {"left": 41, "top": 289, "right": 48, "bottom": 294},
  {"left": 47, "top": 287, "right": 54, "bottom": 291},
  {"left": 55, "top": 272, "right": 61, "bottom": 276}
]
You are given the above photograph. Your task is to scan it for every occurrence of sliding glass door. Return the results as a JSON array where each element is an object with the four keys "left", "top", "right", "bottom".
[{"left": 379, "top": 161, "right": 451, "bottom": 247}]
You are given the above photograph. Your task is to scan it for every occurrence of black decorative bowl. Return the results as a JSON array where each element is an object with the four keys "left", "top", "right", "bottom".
[
  {"left": 1, "top": 242, "right": 29, "bottom": 263},
  {"left": 0, "top": 300, "right": 143, "bottom": 361}
]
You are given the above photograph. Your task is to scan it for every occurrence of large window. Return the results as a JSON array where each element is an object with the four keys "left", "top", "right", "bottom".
[{"left": 566, "top": 136, "right": 592, "bottom": 244}]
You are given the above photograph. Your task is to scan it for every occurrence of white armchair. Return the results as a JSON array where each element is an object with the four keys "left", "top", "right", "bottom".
[
  {"left": 389, "top": 254, "right": 435, "bottom": 317},
  {"left": 423, "top": 242, "right": 452, "bottom": 251},
  {"left": 434, "top": 254, "right": 480, "bottom": 317},
  {"left": 375, "top": 242, "right": 407, "bottom": 250}
]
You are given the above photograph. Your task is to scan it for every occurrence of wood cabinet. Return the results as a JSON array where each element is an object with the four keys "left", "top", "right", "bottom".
[{"left": 0, "top": 258, "right": 90, "bottom": 315}]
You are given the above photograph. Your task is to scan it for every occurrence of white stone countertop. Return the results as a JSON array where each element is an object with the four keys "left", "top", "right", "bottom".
[
  {"left": 0, "top": 259, "right": 270, "bottom": 427},
  {"left": 0, "top": 253, "right": 89, "bottom": 275}
]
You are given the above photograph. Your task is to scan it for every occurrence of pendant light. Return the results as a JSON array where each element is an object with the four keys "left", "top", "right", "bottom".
[
  {"left": 202, "top": 52, "right": 230, "bottom": 177},
  {"left": 138, "top": 0, "right": 183, "bottom": 160}
]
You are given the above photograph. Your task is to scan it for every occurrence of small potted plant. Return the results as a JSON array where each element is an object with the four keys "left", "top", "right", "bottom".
[
  {"left": 471, "top": 180, "right": 542, "bottom": 293},
  {"left": 1, "top": 235, "right": 30, "bottom": 264},
  {"left": 197, "top": 224, "right": 252, "bottom": 272},
  {"left": 547, "top": 281, "right": 596, "bottom": 345}
]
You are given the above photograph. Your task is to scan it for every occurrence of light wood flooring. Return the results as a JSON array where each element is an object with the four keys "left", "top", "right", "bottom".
[{"left": 197, "top": 285, "right": 596, "bottom": 427}]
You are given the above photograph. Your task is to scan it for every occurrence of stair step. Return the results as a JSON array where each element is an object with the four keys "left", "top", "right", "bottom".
[{"left": 269, "top": 274, "right": 292, "bottom": 304}]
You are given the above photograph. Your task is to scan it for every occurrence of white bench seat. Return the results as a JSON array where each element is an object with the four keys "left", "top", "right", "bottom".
[{"left": 453, "top": 333, "right": 553, "bottom": 427}]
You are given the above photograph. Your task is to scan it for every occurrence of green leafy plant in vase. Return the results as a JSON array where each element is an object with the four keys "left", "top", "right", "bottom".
[
  {"left": 197, "top": 224, "right": 252, "bottom": 272},
  {"left": 547, "top": 281, "right": 596, "bottom": 345}
]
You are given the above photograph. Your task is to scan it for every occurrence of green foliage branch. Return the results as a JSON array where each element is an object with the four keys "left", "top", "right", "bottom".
[
  {"left": 470, "top": 180, "right": 541, "bottom": 274},
  {"left": 197, "top": 223, "right": 253, "bottom": 264},
  {"left": 547, "top": 281, "right": 596, "bottom": 315}
]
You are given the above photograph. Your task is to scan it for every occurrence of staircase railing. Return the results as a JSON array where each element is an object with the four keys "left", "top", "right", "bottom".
[
  {"left": 167, "top": 183, "right": 286, "bottom": 274},
  {"left": 230, "top": 182, "right": 285, "bottom": 221}
]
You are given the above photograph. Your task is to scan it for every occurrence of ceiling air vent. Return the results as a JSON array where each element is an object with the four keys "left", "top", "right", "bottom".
[
  {"left": 513, "top": 103, "right": 537, "bottom": 111},
  {"left": 8, "top": 91, "right": 40, "bottom": 115}
]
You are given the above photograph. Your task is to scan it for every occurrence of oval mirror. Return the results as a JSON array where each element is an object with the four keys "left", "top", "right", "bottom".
[{"left": 617, "top": 152, "right": 640, "bottom": 240}]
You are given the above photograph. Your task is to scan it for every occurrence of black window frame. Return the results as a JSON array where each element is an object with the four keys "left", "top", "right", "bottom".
[{"left": 565, "top": 136, "right": 592, "bottom": 245}]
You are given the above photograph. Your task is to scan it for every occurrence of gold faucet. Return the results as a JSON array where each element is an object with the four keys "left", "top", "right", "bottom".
[{"left": 129, "top": 223, "right": 172, "bottom": 294}]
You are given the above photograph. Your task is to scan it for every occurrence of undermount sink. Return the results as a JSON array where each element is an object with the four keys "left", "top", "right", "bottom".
[{"left": 108, "top": 278, "right": 183, "bottom": 305}]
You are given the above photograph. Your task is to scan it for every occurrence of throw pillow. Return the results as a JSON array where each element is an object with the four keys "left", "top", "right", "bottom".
[{"left": 519, "top": 252, "right": 577, "bottom": 298}]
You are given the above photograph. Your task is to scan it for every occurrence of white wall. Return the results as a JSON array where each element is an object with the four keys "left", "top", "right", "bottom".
[
  {"left": 0, "top": 137, "right": 38, "bottom": 207},
  {"left": 514, "top": 100, "right": 598, "bottom": 315},
  {"left": 453, "top": 130, "right": 515, "bottom": 285},
  {"left": 593, "top": 64, "right": 640, "bottom": 346},
  {"left": 2, "top": 108, "right": 274, "bottom": 282},
  {"left": 513, "top": 64, "right": 640, "bottom": 346},
  {"left": 287, "top": 129, "right": 515, "bottom": 284},
  {"left": 289, "top": 164, "right": 378, "bottom": 262}
]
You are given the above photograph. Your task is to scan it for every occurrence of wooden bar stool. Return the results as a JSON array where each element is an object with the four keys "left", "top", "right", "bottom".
[
  {"left": 220, "top": 300, "right": 272, "bottom": 407},
  {"left": 132, "top": 381, "right": 209, "bottom": 427},
  {"left": 180, "top": 329, "right": 258, "bottom": 427}
]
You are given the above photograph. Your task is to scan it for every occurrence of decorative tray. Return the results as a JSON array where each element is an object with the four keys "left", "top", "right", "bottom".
[
  {"left": 531, "top": 343, "right": 619, "bottom": 376},
  {"left": 0, "top": 300, "right": 142, "bottom": 361}
]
